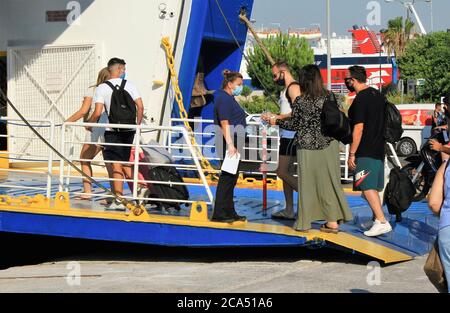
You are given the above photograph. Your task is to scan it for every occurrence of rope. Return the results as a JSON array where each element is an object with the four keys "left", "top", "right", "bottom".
[
  {"left": 213, "top": 0, "right": 272, "bottom": 212},
  {"left": 213, "top": 0, "right": 280, "bottom": 110},
  {"left": 0, "top": 88, "right": 145, "bottom": 216},
  {"left": 161, "top": 37, "right": 219, "bottom": 177}
]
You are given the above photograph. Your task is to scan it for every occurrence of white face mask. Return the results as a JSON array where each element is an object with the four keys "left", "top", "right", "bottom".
[{"left": 232, "top": 85, "right": 243, "bottom": 96}]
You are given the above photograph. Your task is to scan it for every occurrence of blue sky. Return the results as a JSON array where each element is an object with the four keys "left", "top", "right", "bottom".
[{"left": 251, "top": 0, "right": 449, "bottom": 36}]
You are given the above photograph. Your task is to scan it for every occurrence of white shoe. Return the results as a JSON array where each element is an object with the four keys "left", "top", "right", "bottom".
[
  {"left": 137, "top": 186, "right": 151, "bottom": 200},
  {"left": 105, "top": 200, "right": 127, "bottom": 212},
  {"left": 364, "top": 220, "right": 392, "bottom": 237}
]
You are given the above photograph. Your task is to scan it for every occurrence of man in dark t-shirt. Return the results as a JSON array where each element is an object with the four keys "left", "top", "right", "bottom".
[
  {"left": 346, "top": 65, "right": 392, "bottom": 237},
  {"left": 348, "top": 87, "right": 386, "bottom": 160}
]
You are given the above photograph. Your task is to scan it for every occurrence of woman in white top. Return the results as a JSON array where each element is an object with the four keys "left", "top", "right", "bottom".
[{"left": 66, "top": 68, "right": 112, "bottom": 200}]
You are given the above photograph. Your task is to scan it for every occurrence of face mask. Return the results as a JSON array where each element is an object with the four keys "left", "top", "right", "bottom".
[
  {"left": 120, "top": 72, "right": 126, "bottom": 79},
  {"left": 232, "top": 85, "right": 243, "bottom": 96},
  {"left": 345, "top": 79, "right": 355, "bottom": 93},
  {"left": 276, "top": 72, "right": 286, "bottom": 86}
]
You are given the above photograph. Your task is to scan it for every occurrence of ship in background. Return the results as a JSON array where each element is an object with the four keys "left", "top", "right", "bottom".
[{"left": 241, "top": 24, "right": 398, "bottom": 94}]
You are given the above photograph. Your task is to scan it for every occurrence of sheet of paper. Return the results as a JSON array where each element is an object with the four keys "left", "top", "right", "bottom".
[{"left": 221, "top": 152, "right": 241, "bottom": 175}]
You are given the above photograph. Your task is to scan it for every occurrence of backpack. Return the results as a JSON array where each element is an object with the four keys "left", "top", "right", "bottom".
[
  {"left": 146, "top": 166, "right": 190, "bottom": 211},
  {"left": 384, "top": 98, "right": 403, "bottom": 144},
  {"left": 321, "top": 92, "right": 353, "bottom": 145},
  {"left": 384, "top": 158, "right": 416, "bottom": 222},
  {"left": 104, "top": 80, "right": 137, "bottom": 131}
]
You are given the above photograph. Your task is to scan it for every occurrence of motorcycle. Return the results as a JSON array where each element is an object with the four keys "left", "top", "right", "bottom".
[{"left": 401, "top": 131, "right": 445, "bottom": 202}]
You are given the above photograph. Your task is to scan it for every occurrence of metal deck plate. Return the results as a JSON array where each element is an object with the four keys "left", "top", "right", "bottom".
[{"left": 0, "top": 174, "right": 437, "bottom": 264}]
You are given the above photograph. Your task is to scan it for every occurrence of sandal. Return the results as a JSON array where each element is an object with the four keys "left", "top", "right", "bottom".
[
  {"left": 271, "top": 210, "right": 296, "bottom": 221},
  {"left": 320, "top": 223, "right": 339, "bottom": 234},
  {"left": 73, "top": 195, "right": 92, "bottom": 201},
  {"left": 99, "top": 198, "right": 114, "bottom": 206}
]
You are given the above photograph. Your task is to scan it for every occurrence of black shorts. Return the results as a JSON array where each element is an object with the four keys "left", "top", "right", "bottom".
[
  {"left": 103, "top": 131, "right": 136, "bottom": 162},
  {"left": 279, "top": 137, "right": 297, "bottom": 157}
]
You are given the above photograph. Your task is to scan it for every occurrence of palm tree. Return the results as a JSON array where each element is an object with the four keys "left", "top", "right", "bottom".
[{"left": 381, "top": 16, "right": 416, "bottom": 59}]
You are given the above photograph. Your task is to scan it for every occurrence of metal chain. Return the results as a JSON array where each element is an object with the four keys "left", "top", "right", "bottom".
[{"left": 161, "top": 37, "right": 218, "bottom": 175}]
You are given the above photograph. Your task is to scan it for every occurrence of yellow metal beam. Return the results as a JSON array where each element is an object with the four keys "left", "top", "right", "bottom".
[
  {"left": 0, "top": 152, "right": 9, "bottom": 170},
  {"left": 0, "top": 197, "right": 412, "bottom": 264}
]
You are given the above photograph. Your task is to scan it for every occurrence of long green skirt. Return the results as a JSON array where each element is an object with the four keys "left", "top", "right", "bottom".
[{"left": 294, "top": 140, "right": 353, "bottom": 231}]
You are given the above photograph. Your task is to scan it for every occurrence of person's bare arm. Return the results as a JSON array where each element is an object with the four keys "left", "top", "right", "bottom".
[
  {"left": 87, "top": 103, "right": 103, "bottom": 124},
  {"left": 134, "top": 98, "right": 144, "bottom": 125},
  {"left": 287, "top": 84, "right": 301, "bottom": 103},
  {"left": 66, "top": 97, "right": 92, "bottom": 122},
  {"left": 429, "top": 162, "right": 446, "bottom": 215},
  {"left": 348, "top": 123, "right": 364, "bottom": 171},
  {"left": 279, "top": 112, "right": 292, "bottom": 119},
  {"left": 430, "top": 139, "right": 450, "bottom": 155}
]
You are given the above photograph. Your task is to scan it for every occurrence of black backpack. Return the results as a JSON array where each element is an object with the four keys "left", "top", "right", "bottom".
[
  {"left": 384, "top": 98, "right": 403, "bottom": 144},
  {"left": 146, "top": 166, "right": 189, "bottom": 211},
  {"left": 321, "top": 92, "right": 353, "bottom": 145},
  {"left": 104, "top": 80, "right": 137, "bottom": 131},
  {"left": 384, "top": 159, "right": 416, "bottom": 222}
]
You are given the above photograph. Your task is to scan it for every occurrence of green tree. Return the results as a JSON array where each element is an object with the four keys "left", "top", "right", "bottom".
[
  {"left": 240, "top": 85, "right": 253, "bottom": 99},
  {"left": 398, "top": 31, "right": 450, "bottom": 101},
  {"left": 246, "top": 33, "right": 314, "bottom": 96},
  {"left": 381, "top": 16, "right": 416, "bottom": 59},
  {"left": 239, "top": 95, "right": 280, "bottom": 115}
]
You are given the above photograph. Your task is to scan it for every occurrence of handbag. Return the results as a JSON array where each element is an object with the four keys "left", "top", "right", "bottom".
[{"left": 424, "top": 238, "right": 448, "bottom": 293}]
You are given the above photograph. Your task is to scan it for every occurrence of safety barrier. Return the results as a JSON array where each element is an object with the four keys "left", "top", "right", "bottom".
[
  {"left": 60, "top": 122, "right": 214, "bottom": 206},
  {"left": 0, "top": 117, "right": 55, "bottom": 198},
  {"left": 170, "top": 117, "right": 280, "bottom": 168},
  {"left": 171, "top": 117, "right": 358, "bottom": 182}
]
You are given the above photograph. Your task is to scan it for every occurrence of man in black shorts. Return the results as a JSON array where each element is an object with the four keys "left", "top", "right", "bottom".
[{"left": 88, "top": 58, "right": 144, "bottom": 211}]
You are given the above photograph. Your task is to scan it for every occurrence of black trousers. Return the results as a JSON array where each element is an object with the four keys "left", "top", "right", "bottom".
[
  {"left": 212, "top": 161, "right": 241, "bottom": 218},
  {"left": 212, "top": 134, "right": 246, "bottom": 219}
]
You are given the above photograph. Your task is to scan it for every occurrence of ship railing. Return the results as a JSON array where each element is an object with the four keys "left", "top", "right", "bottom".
[
  {"left": 60, "top": 122, "right": 214, "bottom": 206},
  {"left": 0, "top": 117, "right": 55, "bottom": 198},
  {"left": 169, "top": 117, "right": 281, "bottom": 179},
  {"left": 170, "top": 117, "right": 354, "bottom": 182}
]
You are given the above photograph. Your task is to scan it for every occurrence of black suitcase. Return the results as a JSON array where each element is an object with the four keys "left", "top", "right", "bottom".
[{"left": 147, "top": 166, "right": 189, "bottom": 210}]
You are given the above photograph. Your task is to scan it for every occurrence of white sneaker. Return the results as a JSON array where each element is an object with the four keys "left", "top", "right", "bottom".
[
  {"left": 364, "top": 220, "right": 392, "bottom": 237},
  {"left": 105, "top": 200, "right": 127, "bottom": 212},
  {"left": 137, "top": 186, "right": 151, "bottom": 200}
]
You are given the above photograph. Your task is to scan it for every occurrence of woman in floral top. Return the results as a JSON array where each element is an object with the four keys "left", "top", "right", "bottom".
[{"left": 266, "top": 64, "right": 352, "bottom": 233}]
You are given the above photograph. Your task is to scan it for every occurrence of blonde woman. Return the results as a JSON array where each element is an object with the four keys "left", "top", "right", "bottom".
[{"left": 66, "top": 68, "right": 112, "bottom": 200}]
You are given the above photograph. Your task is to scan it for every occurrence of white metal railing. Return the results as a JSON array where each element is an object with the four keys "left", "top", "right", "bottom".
[
  {"left": 171, "top": 117, "right": 358, "bottom": 181},
  {"left": 170, "top": 118, "right": 280, "bottom": 171},
  {"left": 0, "top": 117, "right": 55, "bottom": 198},
  {"left": 171, "top": 117, "right": 402, "bottom": 182},
  {"left": 60, "top": 122, "right": 214, "bottom": 205},
  {"left": 0, "top": 116, "right": 403, "bottom": 205}
]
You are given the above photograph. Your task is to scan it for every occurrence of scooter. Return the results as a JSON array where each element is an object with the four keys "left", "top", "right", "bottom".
[{"left": 402, "top": 131, "right": 445, "bottom": 202}]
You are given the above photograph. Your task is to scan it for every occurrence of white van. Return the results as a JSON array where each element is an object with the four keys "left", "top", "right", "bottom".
[{"left": 396, "top": 103, "right": 436, "bottom": 157}]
